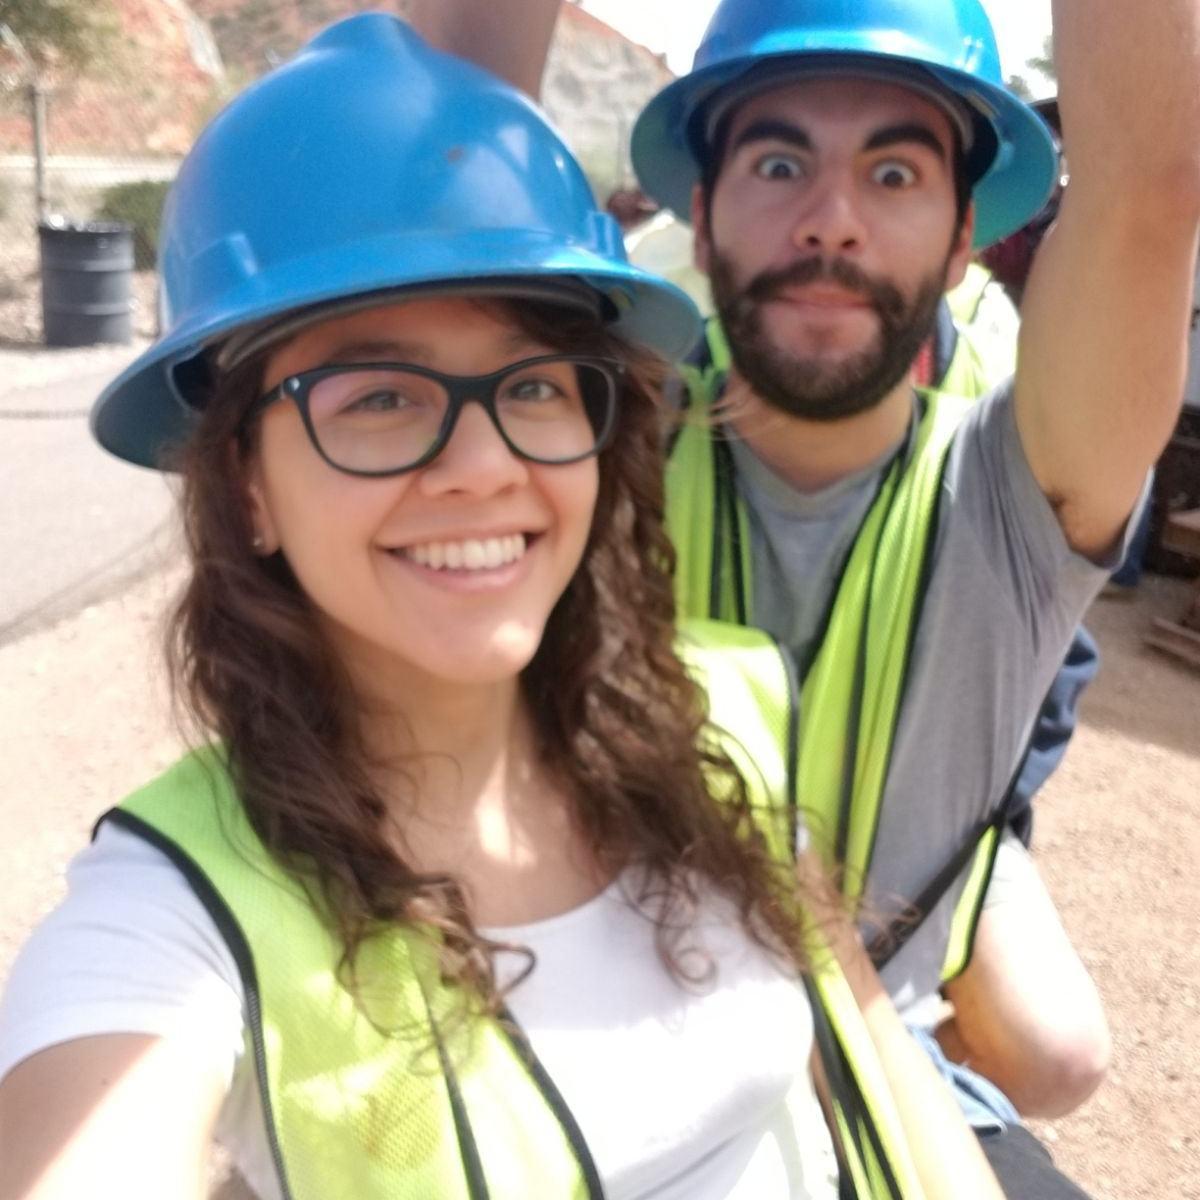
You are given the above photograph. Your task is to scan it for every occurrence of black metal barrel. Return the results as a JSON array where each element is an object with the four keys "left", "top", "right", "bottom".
[{"left": 38, "top": 219, "right": 134, "bottom": 347}]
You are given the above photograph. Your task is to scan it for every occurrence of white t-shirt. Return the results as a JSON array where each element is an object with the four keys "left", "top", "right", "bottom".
[{"left": 0, "top": 824, "right": 839, "bottom": 1200}]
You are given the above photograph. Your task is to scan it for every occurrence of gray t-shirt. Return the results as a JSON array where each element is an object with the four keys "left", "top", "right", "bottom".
[{"left": 730, "top": 385, "right": 1127, "bottom": 1026}]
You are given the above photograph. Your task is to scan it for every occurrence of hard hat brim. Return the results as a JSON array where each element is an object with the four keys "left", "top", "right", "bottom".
[
  {"left": 632, "top": 49, "right": 1058, "bottom": 249},
  {"left": 91, "top": 231, "right": 702, "bottom": 470}
]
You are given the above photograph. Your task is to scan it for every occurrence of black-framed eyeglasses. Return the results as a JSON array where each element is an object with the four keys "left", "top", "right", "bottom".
[{"left": 246, "top": 354, "right": 624, "bottom": 477}]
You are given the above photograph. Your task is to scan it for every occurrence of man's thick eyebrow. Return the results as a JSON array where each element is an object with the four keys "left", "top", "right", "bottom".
[
  {"left": 863, "top": 123, "right": 949, "bottom": 161},
  {"left": 730, "top": 119, "right": 813, "bottom": 155}
]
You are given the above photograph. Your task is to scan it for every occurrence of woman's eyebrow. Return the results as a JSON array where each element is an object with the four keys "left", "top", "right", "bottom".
[
  {"left": 731, "top": 119, "right": 813, "bottom": 155},
  {"left": 862, "top": 122, "right": 949, "bottom": 161},
  {"left": 326, "top": 339, "right": 433, "bottom": 363}
]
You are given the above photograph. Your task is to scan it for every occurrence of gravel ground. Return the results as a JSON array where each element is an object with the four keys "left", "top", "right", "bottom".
[
  {"left": 0, "top": 337, "right": 151, "bottom": 398},
  {"left": 0, "top": 558, "right": 1196, "bottom": 1197}
]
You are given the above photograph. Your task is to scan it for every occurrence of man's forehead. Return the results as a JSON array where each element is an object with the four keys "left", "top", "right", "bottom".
[{"left": 725, "top": 75, "right": 959, "bottom": 152}]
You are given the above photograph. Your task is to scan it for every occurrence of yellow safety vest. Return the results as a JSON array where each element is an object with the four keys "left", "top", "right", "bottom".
[
  {"left": 936, "top": 315, "right": 993, "bottom": 402},
  {"left": 946, "top": 263, "right": 1019, "bottom": 393},
  {"left": 667, "top": 320, "right": 1000, "bottom": 981},
  {"left": 106, "top": 622, "right": 931, "bottom": 1200},
  {"left": 947, "top": 262, "right": 996, "bottom": 328}
]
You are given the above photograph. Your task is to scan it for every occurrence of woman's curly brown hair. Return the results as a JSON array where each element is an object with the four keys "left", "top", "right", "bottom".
[{"left": 167, "top": 297, "right": 811, "bottom": 1015}]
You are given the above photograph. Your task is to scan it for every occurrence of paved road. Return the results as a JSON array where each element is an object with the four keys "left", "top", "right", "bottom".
[{"left": 0, "top": 359, "right": 176, "bottom": 644}]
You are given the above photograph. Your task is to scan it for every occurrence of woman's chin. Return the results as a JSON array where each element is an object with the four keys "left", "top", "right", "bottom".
[{"left": 367, "top": 625, "right": 545, "bottom": 692}]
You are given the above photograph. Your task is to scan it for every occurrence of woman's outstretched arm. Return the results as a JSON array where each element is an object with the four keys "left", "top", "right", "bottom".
[
  {"left": 0, "top": 1034, "right": 226, "bottom": 1200},
  {"left": 822, "top": 922, "right": 1005, "bottom": 1200}
]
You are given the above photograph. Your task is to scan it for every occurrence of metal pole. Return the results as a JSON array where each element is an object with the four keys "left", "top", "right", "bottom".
[{"left": 30, "top": 80, "right": 48, "bottom": 222}]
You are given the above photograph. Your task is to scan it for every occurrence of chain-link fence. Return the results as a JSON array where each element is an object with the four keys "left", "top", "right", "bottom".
[{"left": 0, "top": 0, "right": 671, "bottom": 348}]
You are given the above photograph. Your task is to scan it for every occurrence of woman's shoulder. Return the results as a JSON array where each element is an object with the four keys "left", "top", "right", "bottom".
[{"left": 0, "top": 820, "right": 246, "bottom": 1086}]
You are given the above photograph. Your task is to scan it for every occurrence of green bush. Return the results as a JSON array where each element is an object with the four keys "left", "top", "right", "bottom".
[{"left": 95, "top": 179, "right": 170, "bottom": 270}]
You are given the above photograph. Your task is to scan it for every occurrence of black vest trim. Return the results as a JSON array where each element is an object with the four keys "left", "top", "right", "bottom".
[
  {"left": 419, "top": 982, "right": 493, "bottom": 1200},
  {"left": 498, "top": 1006, "right": 607, "bottom": 1200}
]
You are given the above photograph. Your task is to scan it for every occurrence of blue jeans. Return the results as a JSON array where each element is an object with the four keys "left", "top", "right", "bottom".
[
  {"left": 909, "top": 1025, "right": 1020, "bottom": 1132},
  {"left": 1110, "top": 491, "right": 1154, "bottom": 587},
  {"left": 1007, "top": 624, "right": 1100, "bottom": 846}
]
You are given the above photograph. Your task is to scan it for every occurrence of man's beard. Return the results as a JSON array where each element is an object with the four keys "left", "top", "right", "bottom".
[{"left": 709, "top": 249, "right": 948, "bottom": 422}]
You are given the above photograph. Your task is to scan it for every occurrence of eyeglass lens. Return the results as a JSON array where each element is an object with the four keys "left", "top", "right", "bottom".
[{"left": 305, "top": 359, "right": 613, "bottom": 474}]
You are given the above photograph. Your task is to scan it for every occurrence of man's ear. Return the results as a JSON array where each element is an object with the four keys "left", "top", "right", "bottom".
[
  {"left": 691, "top": 182, "right": 712, "bottom": 275},
  {"left": 944, "top": 201, "right": 977, "bottom": 291}
]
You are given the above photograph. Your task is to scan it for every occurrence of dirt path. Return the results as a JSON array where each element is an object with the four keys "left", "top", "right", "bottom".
[{"left": 0, "top": 562, "right": 1197, "bottom": 1198}]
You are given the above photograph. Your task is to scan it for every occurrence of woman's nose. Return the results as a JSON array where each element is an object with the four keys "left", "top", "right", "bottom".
[{"left": 415, "top": 400, "right": 529, "bottom": 496}]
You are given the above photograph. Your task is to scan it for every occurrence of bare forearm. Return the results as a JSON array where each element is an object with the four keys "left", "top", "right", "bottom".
[
  {"left": 0, "top": 1036, "right": 222, "bottom": 1200},
  {"left": 408, "top": 0, "right": 560, "bottom": 98}
]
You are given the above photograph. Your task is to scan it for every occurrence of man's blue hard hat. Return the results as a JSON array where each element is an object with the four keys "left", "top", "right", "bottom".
[
  {"left": 93, "top": 13, "right": 702, "bottom": 469},
  {"left": 631, "top": 0, "right": 1059, "bottom": 249}
]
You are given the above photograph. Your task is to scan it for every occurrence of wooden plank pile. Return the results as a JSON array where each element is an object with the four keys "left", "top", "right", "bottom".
[{"left": 1146, "top": 508, "right": 1200, "bottom": 669}]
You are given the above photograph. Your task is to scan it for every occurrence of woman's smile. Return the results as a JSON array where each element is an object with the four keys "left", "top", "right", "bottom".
[
  {"left": 380, "top": 531, "right": 540, "bottom": 594},
  {"left": 397, "top": 532, "right": 529, "bottom": 572}
]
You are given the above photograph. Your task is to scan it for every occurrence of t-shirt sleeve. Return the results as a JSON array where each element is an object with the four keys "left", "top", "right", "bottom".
[
  {"left": 943, "top": 384, "right": 1146, "bottom": 651},
  {"left": 0, "top": 821, "right": 246, "bottom": 1085}
]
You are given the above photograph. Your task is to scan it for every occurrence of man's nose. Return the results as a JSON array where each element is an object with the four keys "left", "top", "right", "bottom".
[{"left": 790, "top": 172, "right": 866, "bottom": 256}]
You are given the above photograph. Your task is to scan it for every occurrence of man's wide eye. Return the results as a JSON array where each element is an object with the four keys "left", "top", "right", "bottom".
[
  {"left": 873, "top": 160, "right": 918, "bottom": 189},
  {"left": 755, "top": 154, "right": 805, "bottom": 181}
]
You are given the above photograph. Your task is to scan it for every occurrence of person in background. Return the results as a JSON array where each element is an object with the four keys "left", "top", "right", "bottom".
[{"left": 413, "top": 0, "right": 1200, "bottom": 1195}]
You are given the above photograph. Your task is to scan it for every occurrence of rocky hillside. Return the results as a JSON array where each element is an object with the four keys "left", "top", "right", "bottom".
[
  {"left": 191, "top": 0, "right": 412, "bottom": 76},
  {"left": 0, "top": 0, "right": 671, "bottom": 202},
  {"left": 0, "top": 0, "right": 223, "bottom": 155}
]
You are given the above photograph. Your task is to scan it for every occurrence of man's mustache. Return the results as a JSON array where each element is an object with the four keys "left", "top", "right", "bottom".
[{"left": 741, "top": 257, "right": 907, "bottom": 322}]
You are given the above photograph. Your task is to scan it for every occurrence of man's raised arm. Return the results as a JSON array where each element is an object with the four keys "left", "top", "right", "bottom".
[
  {"left": 408, "top": 0, "right": 561, "bottom": 98},
  {"left": 1016, "top": 0, "right": 1200, "bottom": 559}
]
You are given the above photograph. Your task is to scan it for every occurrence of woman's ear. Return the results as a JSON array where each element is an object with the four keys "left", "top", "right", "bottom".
[{"left": 236, "top": 439, "right": 280, "bottom": 556}]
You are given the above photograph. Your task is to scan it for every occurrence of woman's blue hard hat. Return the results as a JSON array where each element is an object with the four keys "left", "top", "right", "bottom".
[
  {"left": 93, "top": 14, "right": 702, "bottom": 470},
  {"left": 631, "top": 0, "right": 1059, "bottom": 249}
]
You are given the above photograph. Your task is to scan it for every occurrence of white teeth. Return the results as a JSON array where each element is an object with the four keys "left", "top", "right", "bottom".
[
  {"left": 400, "top": 534, "right": 528, "bottom": 572},
  {"left": 482, "top": 539, "right": 503, "bottom": 569}
]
